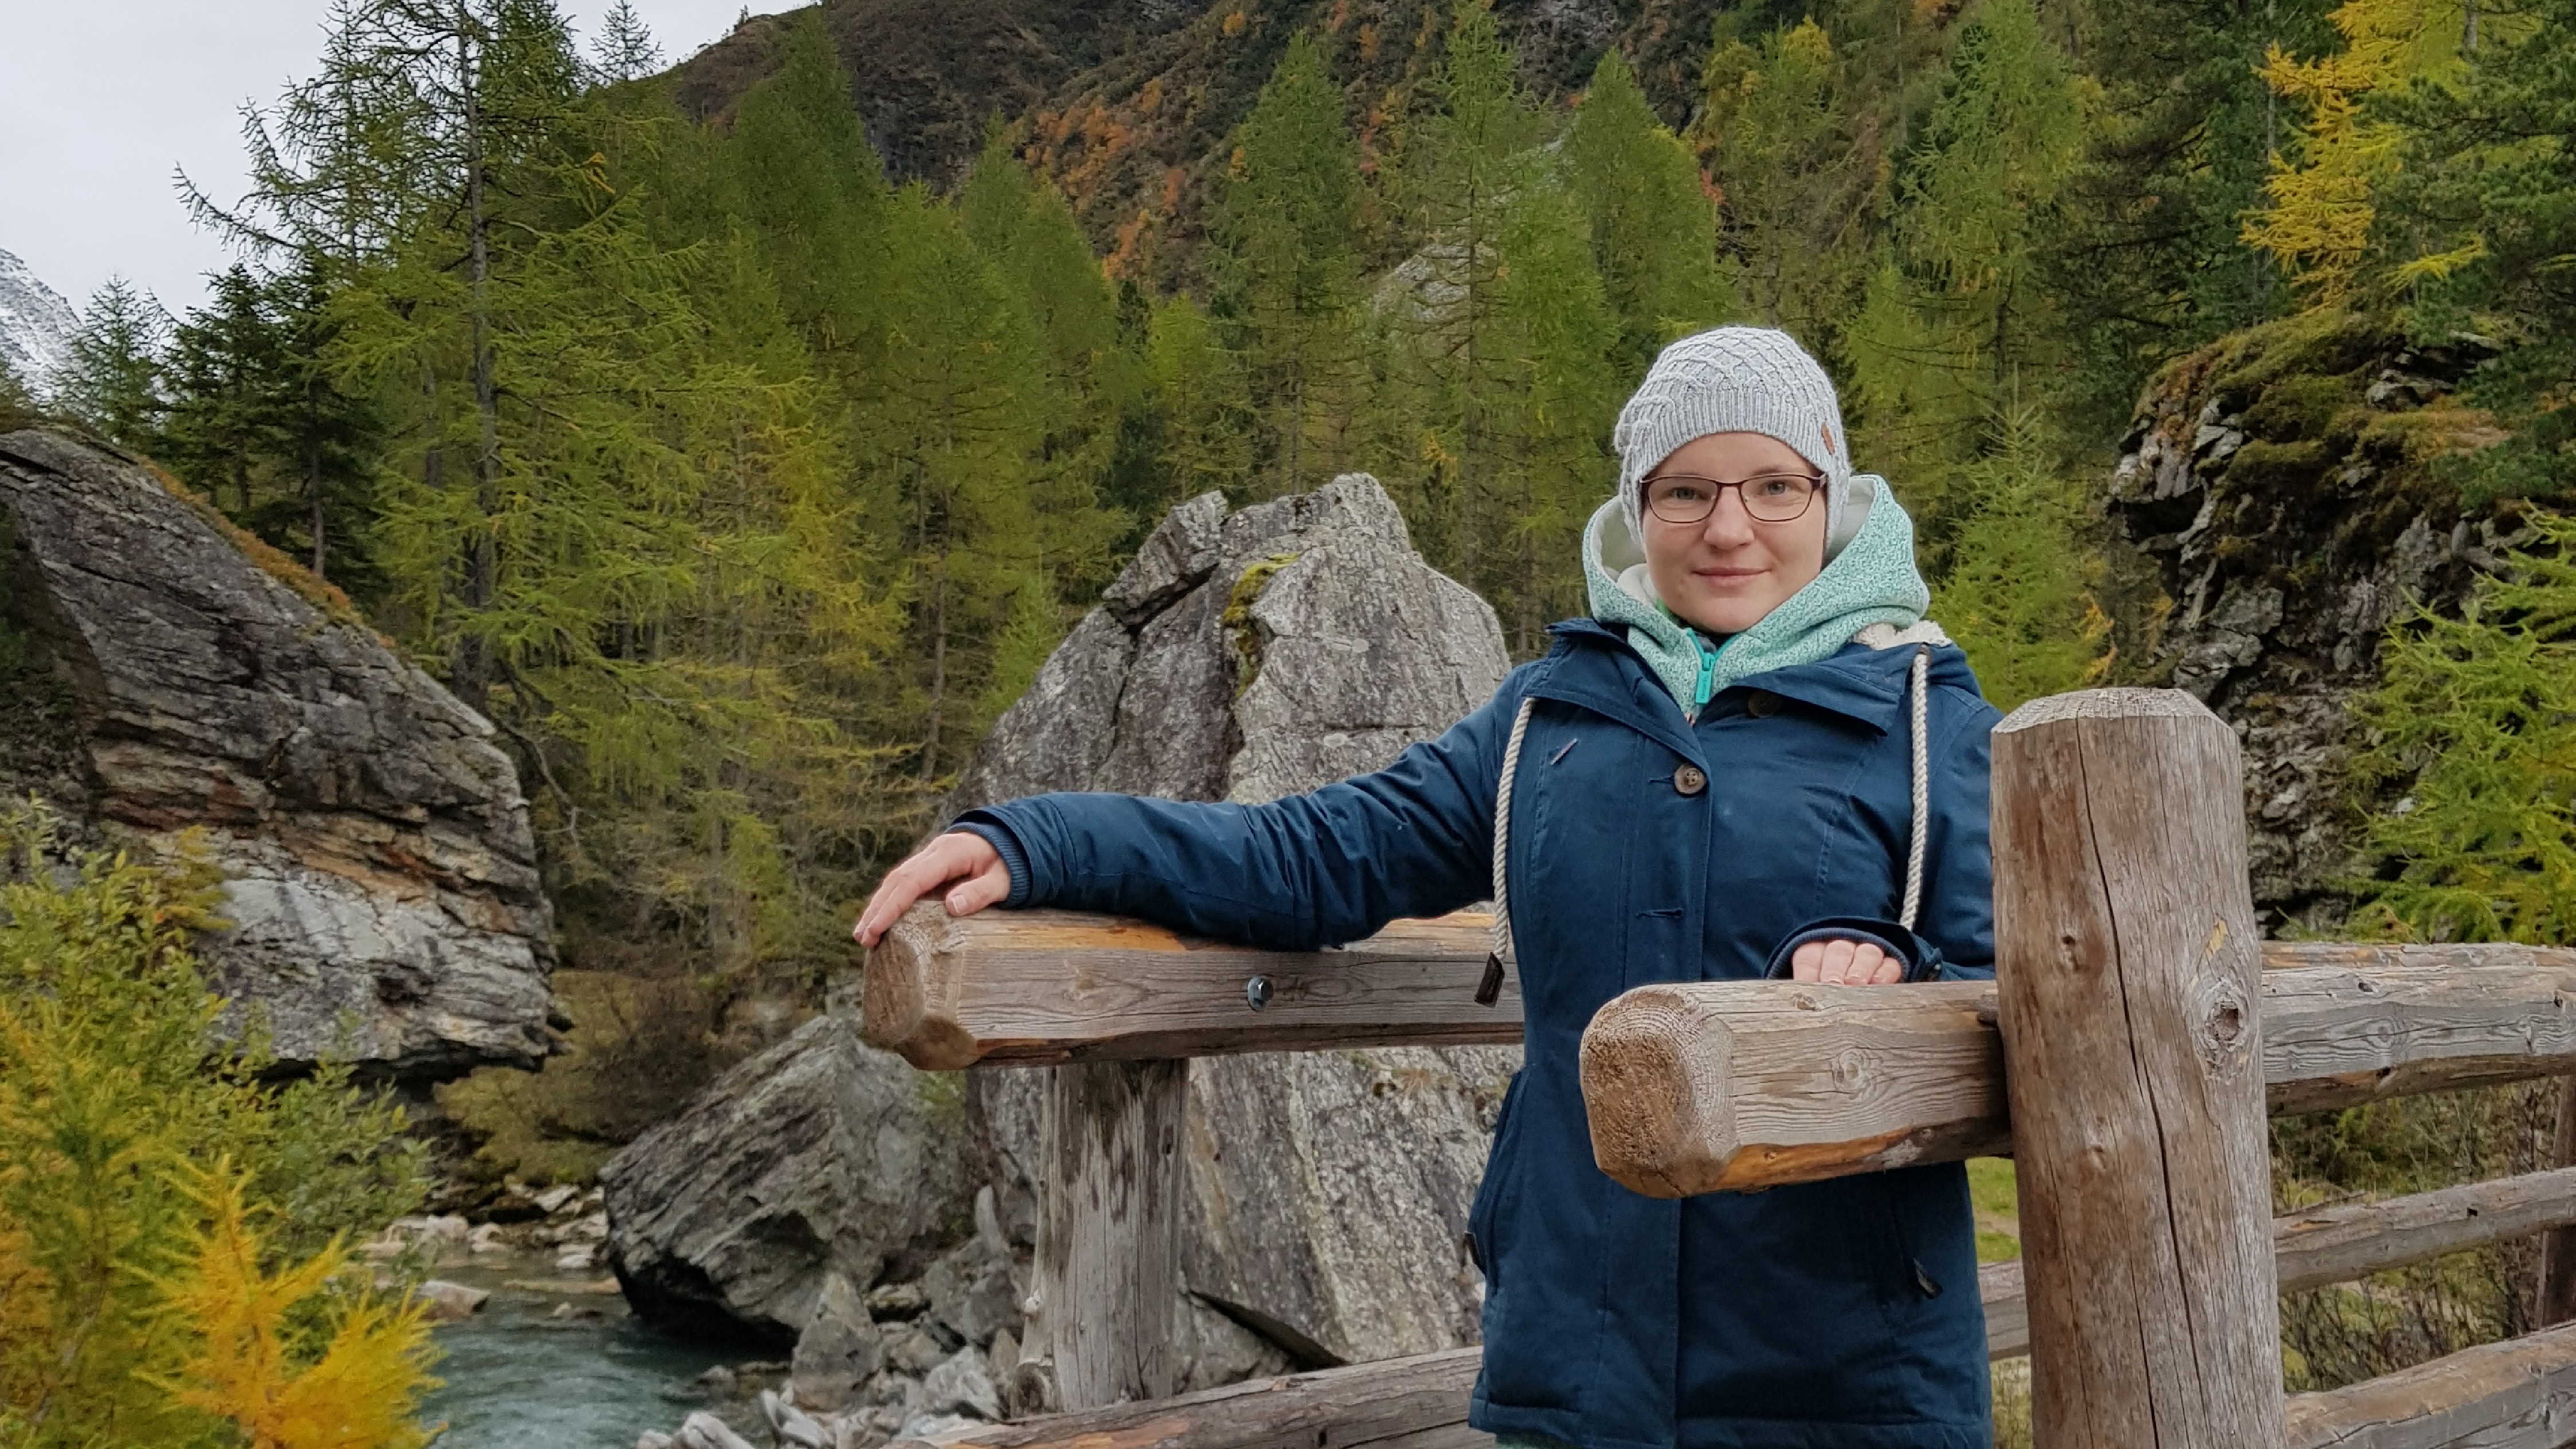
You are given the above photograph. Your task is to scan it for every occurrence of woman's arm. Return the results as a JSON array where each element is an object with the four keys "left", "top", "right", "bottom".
[{"left": 856, "top": 674, "right": 1522, "bottom": 951}]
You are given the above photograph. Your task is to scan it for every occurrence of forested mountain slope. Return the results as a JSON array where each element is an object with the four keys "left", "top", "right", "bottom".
[{"left": 668, "top": 0, "right": 1740, "bottom": 281}]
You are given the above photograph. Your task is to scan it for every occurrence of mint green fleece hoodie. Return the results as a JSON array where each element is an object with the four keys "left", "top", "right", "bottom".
[{"left": 1582, "top": 474, "right": 1932, "bottom": 717}]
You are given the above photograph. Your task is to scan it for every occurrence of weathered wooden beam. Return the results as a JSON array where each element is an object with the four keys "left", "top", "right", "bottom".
[
  {"left": 2282, "top": 1323, "right": 2576, "bottom": 1449},
  {"left": 862, "top": 901, "right": 2576, "bottom": 1076},
  {"left": 862, "top": 907, "right": 1517, "bottom": 1070},
  {"left": 1990, "top": 687, "right": 2282, "bottom": 1447},
  {"left": 1977, "top": 1168, "right": 2576, "bottom": 1361},
  {"left": 892, "top": 1348, "right": 1487, "bottom": 1449},
  {"left": 1577, "top": 949, "right": 2576, "bottom": 1197},
  {"left": 1023, "top": 1060, "right": 1187, "bottom": 1412}
]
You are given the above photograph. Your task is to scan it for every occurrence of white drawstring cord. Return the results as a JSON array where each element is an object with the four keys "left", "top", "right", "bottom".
[
  {"left": 1900, "top": 643, "right": 1930, "bottom": 931},
  {"left": 1483, "top": 698, "right": 1537, "bottom": 996}
]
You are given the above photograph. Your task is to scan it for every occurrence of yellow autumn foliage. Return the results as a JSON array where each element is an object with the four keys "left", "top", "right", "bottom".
[
  {"left": 157, "top": 1171, "right": 436, "bottom": 1449},
  {"left": 0, "top": 806, "right": 436, "bottom": 1446},
  {"left": 2244, "top": 0, "right": 2456, "bottom": 303}
]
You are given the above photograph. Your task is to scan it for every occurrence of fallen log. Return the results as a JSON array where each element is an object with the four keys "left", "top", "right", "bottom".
[{"left": 1578, "top": 947, "right": 2576, "bottom": 1196}]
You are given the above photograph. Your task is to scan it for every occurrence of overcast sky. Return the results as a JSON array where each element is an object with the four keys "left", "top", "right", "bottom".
[{"left": 0, "top": 0, "right": 759, "bottom": 321}]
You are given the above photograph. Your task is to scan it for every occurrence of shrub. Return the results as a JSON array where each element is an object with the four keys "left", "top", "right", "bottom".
[{"left": 0, "top": 803, "right": 436, "bottom": 1444}]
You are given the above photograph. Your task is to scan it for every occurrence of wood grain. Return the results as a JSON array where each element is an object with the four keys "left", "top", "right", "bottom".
[
  {"left": 892, "top": 1348, "right": 1487, "bottom": 1449},
  {"left": 1978, "top": 1168, "right": 2576, "bottom": 1361},
  {"left": 1989, "top": 688, "right": 2282, "bottom": 1447},
  {"left": 861, "top": 901, "right": 2576, "bottom": 1075},
  {"left": 2537, "top": 1079, "right": 2576, "bottom": 1326},
  {"left": 2282, "top": 1323, "right": 2576, "bottom": 1449},
  {"left": 862, "top": 906, "right": 1518, "bottom": 1069},
  {"left": 1575, "top": 953, "right": 2576, "bottom": 1197},
  {"left": 1032, "top": 1060, "right": 1188, "bottom": 1411}
]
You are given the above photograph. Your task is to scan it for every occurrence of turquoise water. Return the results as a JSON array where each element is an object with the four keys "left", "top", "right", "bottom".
[{"left": 412, "top": 1257, "right": 756, "bottom": 1448}]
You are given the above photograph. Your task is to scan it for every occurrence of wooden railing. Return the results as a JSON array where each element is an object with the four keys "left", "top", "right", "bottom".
[{"left": 866, "top": 687, "right": 2576, "bottom": 1449}]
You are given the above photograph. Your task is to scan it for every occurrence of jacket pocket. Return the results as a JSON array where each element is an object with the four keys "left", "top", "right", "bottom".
[{"left": 1465, "top": 1071, "right": 1528, "bottom": 1286}]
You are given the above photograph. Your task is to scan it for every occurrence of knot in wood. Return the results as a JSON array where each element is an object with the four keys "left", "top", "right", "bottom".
[{"left": 2190, "top": 972, "right": 2253, "bottom": 1077}]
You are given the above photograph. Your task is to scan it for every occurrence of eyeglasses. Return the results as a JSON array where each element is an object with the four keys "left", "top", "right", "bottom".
[{"left": 1644, "top": 472, "right": 1824, "bottom": 526}]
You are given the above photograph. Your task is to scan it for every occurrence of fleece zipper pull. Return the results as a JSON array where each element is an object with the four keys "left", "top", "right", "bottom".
[{"left": 1692, "top": 634, "right": 1719, "bottom": 712}]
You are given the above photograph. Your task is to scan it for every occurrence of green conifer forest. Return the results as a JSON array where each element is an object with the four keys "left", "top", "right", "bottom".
[{"left": 15, "top": 0, "right": 2576, "bottom": 1226}]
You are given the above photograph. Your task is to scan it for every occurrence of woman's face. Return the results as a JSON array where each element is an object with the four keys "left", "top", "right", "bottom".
[{"left": 1641, "top": 431, "right": 1830, "bottom": 637}]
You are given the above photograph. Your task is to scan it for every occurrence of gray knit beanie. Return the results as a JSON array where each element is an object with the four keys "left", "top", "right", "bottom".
[{"left": 1612, "top": 326, "right": 1863, "bottom": 557}]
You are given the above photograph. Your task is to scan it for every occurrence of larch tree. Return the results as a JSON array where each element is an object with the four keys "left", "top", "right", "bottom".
[
  {"left": 1694, "top": 19, "right": 1881, "bottom": 356},
  {"left": 1210, "top": 29, "right": 1367, "bottom": 498},
  {"left": 1146, "top": 291, "right": 1252, "bottom": 504},
  {"left": 1845, "top": 0, "right": 2085, "bottom": 524},
  {"left": 1567, "top": 48, "right": 1735, "bottom": 374},
  {"left": 1382, "top": 0, "right": 1548, "bottom": 589}
]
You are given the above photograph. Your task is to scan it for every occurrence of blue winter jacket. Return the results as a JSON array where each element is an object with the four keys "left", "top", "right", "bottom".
[{"left": 955, "top": 617, "right": 2003, "bottom": 1449}]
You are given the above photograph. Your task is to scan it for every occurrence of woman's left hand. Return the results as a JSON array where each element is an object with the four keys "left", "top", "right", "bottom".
[{"left": 1788, "top": 936, "right": 1904, "bottom": 985}]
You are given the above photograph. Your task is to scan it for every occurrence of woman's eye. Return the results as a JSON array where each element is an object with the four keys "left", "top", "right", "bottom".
[
  {"left": 1663, "top": 484, "right": 1709, "bottom": 503},
  {"left": 1751, "top": 476, "right": 1797, "bottom": 498}
]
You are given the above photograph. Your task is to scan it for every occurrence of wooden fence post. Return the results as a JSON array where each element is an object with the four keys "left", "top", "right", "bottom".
[
  {"left": 1991, "top": 689, "right": 2284, "bottom": 1448},
  {"left": 1024, "top": 1060, "right": 1187, "bottom": 1411}
]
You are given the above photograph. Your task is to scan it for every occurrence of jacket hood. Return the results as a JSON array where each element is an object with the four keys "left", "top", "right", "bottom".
[{"left": 1583, "top": 475, "right": 1933, "bottom": 714}]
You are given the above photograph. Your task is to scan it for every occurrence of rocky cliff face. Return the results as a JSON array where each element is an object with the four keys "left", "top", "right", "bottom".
[
  {"left": 955, "top": 475, "right": 1518, "bottom": 1383},
  {"left": 0, "top": 429, "right": 556, "bottom": 1077},
  {"left": 2103, "top": 313, "right": 2513, "bottom": 927}
]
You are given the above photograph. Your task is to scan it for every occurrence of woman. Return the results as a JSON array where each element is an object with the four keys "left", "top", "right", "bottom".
[{"left": 856, "top": 327, "right": 1999, "bottom": 1449}]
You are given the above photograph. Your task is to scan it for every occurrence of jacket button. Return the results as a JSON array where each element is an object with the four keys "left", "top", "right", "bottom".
[
  {"left": 1673, "top": 764, "right": 1706, "bottom": 796},
  {"left": 1747, "top": 690, "right": 1781, "bottom": 718}
]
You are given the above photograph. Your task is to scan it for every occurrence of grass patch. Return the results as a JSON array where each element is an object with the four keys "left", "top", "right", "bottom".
[{"left": 1969, "top": 1156, "right": 2021, "bottom": 1263}]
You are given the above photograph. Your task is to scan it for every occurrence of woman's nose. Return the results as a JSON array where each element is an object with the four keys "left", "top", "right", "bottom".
[{"left": 1700, "top": 488, "right": 1756, "bottom": 547}]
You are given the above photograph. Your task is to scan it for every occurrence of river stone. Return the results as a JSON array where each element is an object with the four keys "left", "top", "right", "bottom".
[
  {"left": 600, "top": 1014, "right": 975, "bottom": 1342},
  {"left": 791, "top": 1274, "right": 883, "bottom": 1412},
  {"left": 923, "top": 1231, "right": 1015, "bottom": 1348},
  {"left": 948, "top": 474, "right": 1519, "bottom": 1377},
  {"left": 0, "top": 428, "right": 554, "bottom": 1077}
]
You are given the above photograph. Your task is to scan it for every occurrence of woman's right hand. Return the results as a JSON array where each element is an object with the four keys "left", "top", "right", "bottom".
[{"left": 852, "top": 831, "right": 1010, "bottom": 948}]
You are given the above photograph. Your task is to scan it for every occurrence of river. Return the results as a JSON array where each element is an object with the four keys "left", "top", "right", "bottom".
[{"left": 413, "top": 1255, "right": 763, "bottom": 1448}]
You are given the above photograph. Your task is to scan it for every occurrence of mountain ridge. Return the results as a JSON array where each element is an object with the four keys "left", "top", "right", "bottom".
[{"left": 0, "top": 250, "right": 75, "bottom": 395}]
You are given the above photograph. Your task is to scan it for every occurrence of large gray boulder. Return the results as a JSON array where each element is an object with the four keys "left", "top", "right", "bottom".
[
  {"left": 954, "top": 475, "right": 1518, "bottom": 1377},
  {"left": 0, "top": 428, "right": 554, "bottom": 1077},
  {"left": 601, "top": 1013, "right": 977, "bottom": 1342}
]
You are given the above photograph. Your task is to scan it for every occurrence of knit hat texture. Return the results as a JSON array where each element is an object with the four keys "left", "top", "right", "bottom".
[{"left": 1612, "top": 325, "right": 1863, "bottom": 556}]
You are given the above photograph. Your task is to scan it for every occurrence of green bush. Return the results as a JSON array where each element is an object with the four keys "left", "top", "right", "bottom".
[{"left": 0, "top": 802, "right": 434, "bottom": 1444}]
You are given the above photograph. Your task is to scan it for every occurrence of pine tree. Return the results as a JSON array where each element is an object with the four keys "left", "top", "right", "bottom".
[
  {"left": 1379, "top": 0, "right": 1618, "bottom": 650},
  {"left": 1210, "top": 30, "right": 1367, "bottom": 497},
  {"left": 2038, "top": 0, "right": 2335, "bottom": 433},
  {"left": 54, "top": 278, "right": 169, "bottom": 449},
  {"left": 1383, "top": 0, "right": 1548, "bottom": 585},
  {"left": 589, "top": 0, "right": 661, "bottom": 82},
  {"left": 1566, "top": 48, "right": 1734, "bottom": 372},
  {"left": 159, "top": 266, "right": 289, "bottom": 516},
  {"left": 723, "top": 10, "right": 893, "bottom": 353}
]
